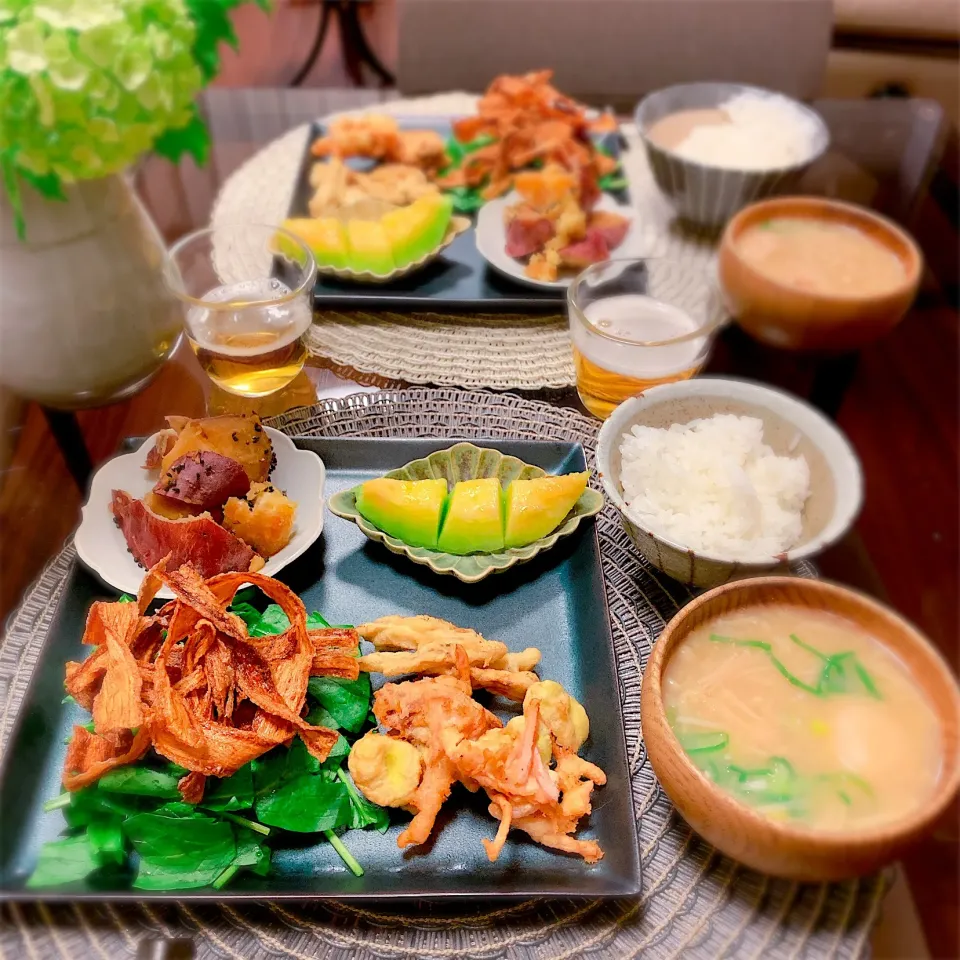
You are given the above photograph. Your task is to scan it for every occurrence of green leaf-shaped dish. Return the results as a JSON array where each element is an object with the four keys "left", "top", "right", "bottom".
[{"left": 327, "top": 442, "right": 604, "bottom": 583}]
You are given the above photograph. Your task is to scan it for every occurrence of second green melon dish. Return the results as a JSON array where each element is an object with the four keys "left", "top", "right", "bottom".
[{"left": 327, "top": 442, "right": 604, "bottom": 583}]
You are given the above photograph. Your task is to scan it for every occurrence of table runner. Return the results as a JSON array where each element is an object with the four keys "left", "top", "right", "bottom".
[
  {"left": 0, "top": 389, "right": 886, "bottom": 959},
  {"left": 211, "top": 95, "right": 719, "bottom": 392}
]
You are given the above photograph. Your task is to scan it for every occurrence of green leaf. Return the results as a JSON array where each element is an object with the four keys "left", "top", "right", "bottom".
[
  {"left": 307, "top": 611, "right": 332, "bottom": 629},
  {"left": 254, "top": 775, "right": 350, "bottom": 833},
  {"left": 88, "top": 819, "right": 126, "bottom": 866},
  {"left": 229, "top": 602, "right": 263, "bottom": 630},
  {"left": 184, "top": 0, "right": 238, "bottom": 82},
  {"left": 322, "top": 734, "right": 351, "bottom": 769},
  {"left": 27, "top": 835, "right": 100, "bottom": 888},
  {"left": 337, "top": 769, "right": 389, "bottom": 832},
  {"left": 63, "top": 788, "right": 153, "bottom": 829},
  {"left": 202, "top": 764, "right": 254, "bottom": 812},
  {"left": 251, "top": 603, "right": 292, "bottom": 636},
  {"left": 213, "top": 832, "right": 270, "bottom": 889},
  {"left": 305, "top": 702, "right": 340, "bottom": 731},
  {"left": 152, "top": 107, "right": 210, "bottom": 166},
  {"left": 97, "top": 767, "right": 181, "bottom": 799},
  {"left": 307, "top": 674, "right": 371, "bottom": 734},
  {"left": 251, "top": 747, "right": 289, "bottom": 798},
  {"left": 125, "top": 809, "right": 236, "bottom": 891},
  {"left": 118, "top": 593, "right": 136, "bottom": 604}
]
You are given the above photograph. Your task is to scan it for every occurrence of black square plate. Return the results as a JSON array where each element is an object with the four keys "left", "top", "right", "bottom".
[
  {"left": 290, "top": 118, "right": 623, "bottom": 312},
  {"left": 0, "top": 438, "right": 641, "bottom": 901}
]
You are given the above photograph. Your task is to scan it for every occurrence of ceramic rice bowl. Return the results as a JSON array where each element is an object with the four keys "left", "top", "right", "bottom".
[
  {"left": 328, "top": 442, "right": 604, "bottom": 583},
  {"left": 595, "top": 378, "right": 863, "bottom": 589}
]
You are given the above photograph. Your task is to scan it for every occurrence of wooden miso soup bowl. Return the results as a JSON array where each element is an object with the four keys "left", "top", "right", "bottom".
[
  {"left": 641, "top": 576, "right": 960, "bottom": 881},
  {"left": 718, "top": 197, "right": 922, "bottom": 352}
]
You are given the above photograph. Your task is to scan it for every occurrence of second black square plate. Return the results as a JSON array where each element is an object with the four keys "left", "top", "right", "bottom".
[{"left": 0, "top": 438, "right": 641, "bottom": 901}]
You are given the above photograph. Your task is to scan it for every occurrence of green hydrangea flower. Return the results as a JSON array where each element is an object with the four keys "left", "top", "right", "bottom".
[{"left": 0, "top": 0, "right": 268, "bottom": 237}]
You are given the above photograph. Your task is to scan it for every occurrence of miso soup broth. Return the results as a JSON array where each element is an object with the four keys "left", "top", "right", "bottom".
[{"left": 663, "top": 606, "right": 942, "bottom": 832}]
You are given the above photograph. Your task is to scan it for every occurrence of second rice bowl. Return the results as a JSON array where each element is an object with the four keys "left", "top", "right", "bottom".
[{"left": 595, "top": 378, "right": 863, "bottom": 588}]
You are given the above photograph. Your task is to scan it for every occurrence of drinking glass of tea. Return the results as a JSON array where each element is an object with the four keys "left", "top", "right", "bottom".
[
  {"left": 567, "top": 258, "right": 724, "bottom": 419},
  {"left": 164, "top": 224, "right": 317, "bottom": 398}
]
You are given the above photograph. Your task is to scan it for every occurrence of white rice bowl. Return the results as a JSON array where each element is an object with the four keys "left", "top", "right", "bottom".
[{"left": 618, "top": 414, "right": 811, "bottom": 562}]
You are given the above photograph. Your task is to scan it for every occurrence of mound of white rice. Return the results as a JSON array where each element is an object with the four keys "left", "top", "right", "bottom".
[
  {"left": 675, "top": 91, "right": 820, "bottom": 171},
  {"left": 619, "top": 414, "right": 810, "bottom": 561}
]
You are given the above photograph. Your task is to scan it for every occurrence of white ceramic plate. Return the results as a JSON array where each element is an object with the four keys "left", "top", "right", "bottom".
[
  {"left": 474, "top": 192, "right": 646, "bottom": 289},
  {"left": 75, "top": 427, "right": 325, "bottom": 598}
]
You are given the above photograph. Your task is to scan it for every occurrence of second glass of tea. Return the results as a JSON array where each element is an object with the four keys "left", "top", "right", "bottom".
[
  {"left": 164, "top": 224, "right": 317, "bottom": 398},
  {"left": 567, "top": 258, "right": 724, "bottom": 419}
]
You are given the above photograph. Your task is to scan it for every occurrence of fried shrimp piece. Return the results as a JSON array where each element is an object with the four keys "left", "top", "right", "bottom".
[
  {"left": 469, "top": 667, "right": 540, "bottom": 702},
  {"left": 523, "top": 680, "right": 589, "bottom": 752},
  {"left": 357, "top": 615, "right": 541, "bottom": 675},
  {"left": 348, "top": 731, "right": 423, "bottom": 807},
  {"left": 371, "top": 649, "right": 502, "bottom": 849},
  {"left": 498, "top": 809, "right": 604, "bottom": 864}
]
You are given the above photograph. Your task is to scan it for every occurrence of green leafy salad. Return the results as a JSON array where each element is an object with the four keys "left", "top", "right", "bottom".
[{"left": 31, "top": 591, "right": 387, "bottom": 892}]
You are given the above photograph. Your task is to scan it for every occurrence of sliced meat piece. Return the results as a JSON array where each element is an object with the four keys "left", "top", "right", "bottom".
[
  {"left": 587, "top": 210, "right": 630, "bottom": 251},
  {"left": 558, "top": 228, "right": 610, "bottom": 268},
  {"left": 505, "top": 211, "right": 555, "bottom": 258},
  {"left": 154, "top": 450, "right": 250, "bottom": 511},
  {"left": 111, "top": 490, "right": 258, "bottom": 578}
]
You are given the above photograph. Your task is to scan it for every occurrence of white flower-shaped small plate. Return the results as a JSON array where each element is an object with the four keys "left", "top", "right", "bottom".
[
  {"left": 75, "top": 428, "right": 325, "bottom": 598},
  {"left": 475, "top": 191, "right": 646, "bottom": 289}
]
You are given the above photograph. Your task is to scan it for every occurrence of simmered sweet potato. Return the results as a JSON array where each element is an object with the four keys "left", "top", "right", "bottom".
[
  {"left": 151, "top": 415, "right": 275, "bottom": 485},
  {"left": 141, "top": 491, "right": 204, "bottom": 521},
  {"left": 154, "top": 451, "right": 250, "bottom": 510},
  {"left": 223, "top": 482, "right": 297, "bottom": 557}
]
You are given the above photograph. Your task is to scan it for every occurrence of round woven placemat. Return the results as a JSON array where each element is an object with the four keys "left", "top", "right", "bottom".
[
  {"left": 1, "top": 390, "right": 885, "bottom": 960},
  {"left": 211, "top": 96, "right": 720, "bottom": 391}
]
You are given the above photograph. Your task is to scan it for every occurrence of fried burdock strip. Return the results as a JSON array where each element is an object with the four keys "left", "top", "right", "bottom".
[{"left": 60, "top": 559, "right": 352, "bottom": 801}]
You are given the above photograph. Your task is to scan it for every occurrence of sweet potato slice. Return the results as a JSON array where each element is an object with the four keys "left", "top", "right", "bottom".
[
  {"left": 111, "top": 490, "right": 260, "bottom": 578},
  {"left": 153, "top": 415, "right": 274, "bottom": 484},
  {"left": 154, "top": 451, "right": 250, "bottom": 510}
]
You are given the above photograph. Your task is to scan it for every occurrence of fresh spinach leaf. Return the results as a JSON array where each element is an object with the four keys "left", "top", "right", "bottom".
[
  {"left": 118, "top": 594, "right": 135, "bottom": 604},
  {"left": 124, "top": 810, "right": 236, "bottom": 891},
  {"left": 213, "top": 833, "right": 271, "bottom": 889},
  {"left": 254, "top": 775, "right": 350, "bottom": 833},
  {"left": 305, "top": 702, "right": 340, "bottom": 730},
  {"left": 97, "top": 767, "right": 182, "bottom": 799},
  {"left": 337, "top": 769, "right": 390, "bottom": 832},
  {"left": 307, "top": 674, "right": 371, "bottom": 733},
  {"left": 87, "top": 818, "right": 126, "bottom": 866},
  {"left": 251, "top": 747, "right": 289, "bottom": 798},
  {"left": 249, "top": 604, "right": 291, "bottom": 636},
  {"left": 307, "top": 611, "right": 332, "bottom": 629},
  {"left": 229, "top": 602, "right": 263, "bottom": 630},
  {"left": 322, "top": 734, "right": 351, "bottom": 769},
  {"left": 201, "top": 764, "right": 254, "bottom": 812},
  {"left": 63, "top": 788, "right": 152, "bottom": 829},
  {"left": 27, "top": 835, "right": 100, "bottom": 887}
]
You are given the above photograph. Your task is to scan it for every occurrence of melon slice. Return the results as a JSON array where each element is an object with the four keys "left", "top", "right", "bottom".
[
  {"left": 346, "top": 219, "right": 395, "bottom": 274},
  {"left": 503, "top": 472, "right": 589, "bottom": 548},
  {"left": 355, "top": 478, "right": 448, "bottom": 549},
  {"left": 280, "top": 217, "right": 348, "bottom": 268},
  {"left": 437, "top": 477, "right": 504, "bottom": 554},
  {"left": 382, "top": 194, "right": 454, "bottom": 268}
]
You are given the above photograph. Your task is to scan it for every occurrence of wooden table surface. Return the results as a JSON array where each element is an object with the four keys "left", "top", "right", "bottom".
[{"left": 0, "top": 89, "right": 956, "bottom": 956}]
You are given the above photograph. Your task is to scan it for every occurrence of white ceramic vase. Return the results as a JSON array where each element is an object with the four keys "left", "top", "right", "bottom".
[{"left": 0, "top": 173, "right": 182, "bottom": 408}]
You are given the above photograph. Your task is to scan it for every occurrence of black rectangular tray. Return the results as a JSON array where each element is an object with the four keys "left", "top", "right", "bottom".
[
  {"left": 290, "top": 117, "right": 622, "bottom": 312},
  {"left": 0, "top": 437, "right": 641, "bottom": 901}
]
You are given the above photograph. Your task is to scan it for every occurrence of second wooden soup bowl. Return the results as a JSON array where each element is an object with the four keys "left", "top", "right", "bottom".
[
  {"left": 641, "top": 576, "right": 960, "bottom": 881},
  {"left": 718, "top": 197, "right": 922, "bottom": 352}
]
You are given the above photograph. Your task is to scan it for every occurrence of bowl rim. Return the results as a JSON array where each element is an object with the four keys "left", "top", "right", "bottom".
[
  {"left": 633, "top": 81, "right": 831, "bottom": 176},
  {"left": 594, "top": 376, "right": 864, "bottom": 566},
  {"left": 719, "top": 195, "right": 924, "bottom": 304},
  {"left": 643, "top": 575, "right": 960, "bottom": 851}
]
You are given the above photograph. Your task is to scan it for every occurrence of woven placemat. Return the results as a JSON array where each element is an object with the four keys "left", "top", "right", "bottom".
[
  {"left": 1, "top": 389, "right": 885, "bottom": 959},
  {"left": 211, "top": 96, "right": 720, "bottom": 391}
]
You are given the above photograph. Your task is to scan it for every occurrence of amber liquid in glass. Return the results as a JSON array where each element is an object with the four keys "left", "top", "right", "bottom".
[
  {"left": 572, "top": 349, "right": 700, "bottom": 419},
  {"left": 190, "top": 331, "right": 308, "bottom": 398},
  {"left": 571, "top": 294, "right": 707, "bottom": 419},
  {"left": 187, "top": 279, "right": 312, "bottom": 398}
]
